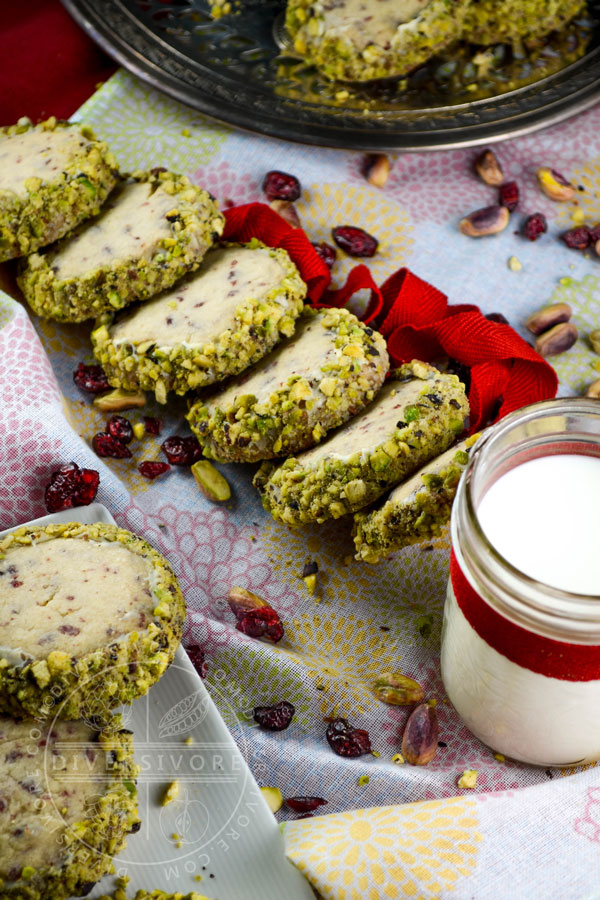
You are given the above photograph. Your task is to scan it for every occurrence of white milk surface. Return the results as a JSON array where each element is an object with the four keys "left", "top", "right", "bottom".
[{"left": 477, "top": 454, "right": 600, "bottom": 596}]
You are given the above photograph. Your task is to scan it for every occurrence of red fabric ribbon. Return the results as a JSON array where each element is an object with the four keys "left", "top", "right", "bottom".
[
  {"left": 450, "top": 551, "right": 600, "bottom": 682},
  {"left": 223, "top": 203, "right": 558, "bottom": 431}
]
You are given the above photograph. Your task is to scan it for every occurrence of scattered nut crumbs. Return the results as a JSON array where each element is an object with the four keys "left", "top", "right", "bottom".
[
  {"left": 457, "top": 769, "right": 478, "bottom": 789},
  {"left": 392, "top": 753, "right": 404, "bottom": 764},
  {"left": 508, "top": 256, "right": 522, "bottom": 271},
  {"left": 260, "top": 786, "right": 283, "bottom": 813},
  {"left": 132, "top": 421, "right": 146, "bottom": 441},
  {"left": 494, "top": 753, "right": 506, "bottom": 762},
  {"left": 161, "top": 780, "right": 180, "bottom": 805},
  {"left": 184, "top": 736, "right": 194, "bottom": 745}
]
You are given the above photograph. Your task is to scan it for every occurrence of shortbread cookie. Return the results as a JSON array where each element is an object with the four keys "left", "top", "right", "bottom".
[
  {"left": 187, "top": 307, "right": 388, "bottom": 462},
  {"left": 353, "top": 435, "right": 480, "bottom": 562},
  {"left": 254, "top": 360, "right": 469, "bottom": 526},
  {"left": 0, "top": 116, "right": 118, "bottom": 263},
  {"left": 0, "top": 714, "right": 138, "bottom": 900},
  {"left": 0, "top": 522, "right": 185, "bottom": 720},
  {"left": 285, "top": 0, "right": 469, "bottom": 82},
  {"left": 91, "top": 240, "right": 306, "bottom": 403},
  {"left": 18, "top": 169, "right": 224, "bottom": 322}
]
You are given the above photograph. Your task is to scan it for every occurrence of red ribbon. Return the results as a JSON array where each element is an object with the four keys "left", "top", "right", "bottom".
[
  {"left": 223, "top": 203, "right": 559, "bottom": 431},
  {"left": 450, "top": 551, "right": 600, "bottom": 682}
]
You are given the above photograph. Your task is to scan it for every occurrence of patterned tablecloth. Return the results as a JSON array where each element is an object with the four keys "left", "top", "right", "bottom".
[{"left": 2, "top": 69, "right": 600, "bottom": 899}]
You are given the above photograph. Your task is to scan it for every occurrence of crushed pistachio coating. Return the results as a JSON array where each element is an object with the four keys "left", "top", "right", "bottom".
[
  {"left": 462, "top": 0, "right": 585, "bottom": 47},
  {"left": 0, "top": 522, "right": 185, "bottom": 721},
  {"left": 98, "top": 892, "right": 211, "bottom": 900},
  {"left": 91, "top": 240, "right": 306, "bottom": 403},
  {"left": 285, "top": 0, "right": 469, "bottom": 82},
  {"left": 0, "top": 714, "right": 139, "bottom": 900},
  {"left": 187, "top": 307, "right": 389, "bottom": 463},
  {"left": 353, "top": 434, "right": 480, "bottom": 563},
  {"left": 0, "top": 116, "right": 119, "bottom": 263},
  {"left": 254, "top": 360, "right": 469, "bottom": 526},
  {"left": 18, "top": 169, "right": 224, "bottom": 323}
]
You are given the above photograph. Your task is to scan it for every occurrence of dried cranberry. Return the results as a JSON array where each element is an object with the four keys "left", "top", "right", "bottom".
[
  {"left": 237, "top": 607, "right": 284, "bottom": 643},
  {"left": 588, "top": 223, "right": 600, "bottom": 244},
  {"left": 326, "top": 718, "right": 372, "bottom": 758},
  {"left": 92, "top": 432, "right": 133, "bottom": 459},
  {"left": 144, "top": 416, "right": 163, "bottom": 436},
  {"left": 253, "top": 701, "right": 295, "bottom": 731},
  {"left": 106, "top": 415, "right": 133, "bottom": 444},
  {"left": 262, "top": 170, "right": 301, "bottom": 202},
  {"left": 332, "top": 225, "right": 378, "bottom": 258},
  {"left": 187, "top": 644, "right": 208, "bottom": 679},
  {"left": 499, "top": 181, "right": 519, "bottom": 212},
  {"left": 445, "top": 358, "right": 471, "bottom": 393},
  {"left": 285, "top": 796, "right": 328, "bottom": 813},
  {"left": 44, "top": 462, "right": 100, "bottom": 513},
  {"left": 311, "top": 241, "right": 337, "bottom": 269},
  {"left": 161, "top": 435, "right": 202, "bottom": 466},
  {"left": 485, "top": 312, "right": 509, "bottom": 325},
  {"left": 73, "top": 362, "right": 109, "bottom": 394},
  {"left": 523, "top": 213, "right": 548, "bottom": 241},
  {"left": 562, "top": 225, "right": 591, "bottom": 250},
  {"left": 138, "top": 461, "right": 170, "bottom": 479}
]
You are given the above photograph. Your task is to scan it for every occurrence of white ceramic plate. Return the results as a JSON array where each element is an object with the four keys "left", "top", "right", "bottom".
[{"left": 0, "top": 504, "right": 315, "bottom": 900}]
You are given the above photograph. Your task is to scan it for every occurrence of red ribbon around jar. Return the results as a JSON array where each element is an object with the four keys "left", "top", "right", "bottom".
[{"left": 223, "top": 203, "right": 558, "bottom": 433}]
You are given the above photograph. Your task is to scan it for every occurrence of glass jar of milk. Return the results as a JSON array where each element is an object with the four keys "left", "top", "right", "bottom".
[{"left": 441, "top": 399, "right": 600, "bottom": 767}]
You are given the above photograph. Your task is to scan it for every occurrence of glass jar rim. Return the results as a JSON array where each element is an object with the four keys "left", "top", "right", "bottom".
[{"left": 453, "top": 398, "right": 600, "bottom": 642}]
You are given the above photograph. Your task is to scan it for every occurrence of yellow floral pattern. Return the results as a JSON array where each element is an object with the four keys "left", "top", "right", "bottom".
[{"left": 284, "top": 797, "right": 482, "bottom": 900}]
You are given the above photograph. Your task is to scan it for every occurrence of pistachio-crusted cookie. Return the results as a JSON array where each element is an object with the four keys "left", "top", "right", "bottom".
[
  {"left": 0, "top": 714, "right": 139, "bottom": 900},
  {"left": 17, "top": 169, "right": 224, "bottom": 323},
  {"left": 285, "top": 0, "right": 469, "bottom": 82},
  {"left": 462, "top": 0, "right": 585, "bottom": 47},
  {"left": 99, "top": 893, "right": 211, "bottom": 900},
  {"left": 0, "top": 116, "right": 118, "bottom": 263},
  {"left": 0, "top": 522, "right": 185, "bottom": 720},
  {"left": 254, "top": 360, "right": 469, "bottom": 526},
  {"left": 91, "top": 240, "right": 306, "bottom": 403},
  {"left": 187, "top": 307, "right": 389, "bottom": 462},
  {"left": 353, "top": 434, "right": 481, "bottom": 563}
]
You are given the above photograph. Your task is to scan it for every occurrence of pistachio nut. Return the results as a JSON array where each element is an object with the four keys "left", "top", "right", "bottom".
[
  {"left": 269, "top": 199, "right": 301, "bottom": 228},
  {"left": 535, "top": 321, "right": 578, "bottom": 357},
  {"left": 364, "top": 153, "right": 390, "bottom": 188},
  {"left": 525, "top": 302, "right": 572, "bottom": 336},
  {"left": 373, "top": 672, "right": 424, "bottom": 706},
  {"left": 191, "top": 460, "right": 231, "bottom": 503},
  {"left": 93, "top": 388, "right": 147, "bottom": 411},
  {"left": 401, "top": 702, "right": 439, "bottom": 766},
  {"left": 260, "top": 786, "right": 283, "bottom": 814},
  {"left": 227, "top": 585, "right": 270, "bottom": 616},
  {"left": 585, "top": 378, "right": 600, "bottom": 399},
  {"left": 536, "top": 167, "right": 576, "bottom": 202},
  {"left": 589, "top": 328, "right": 600, "bottom": 355},
  {"left": 474, "top": 148, "right": 504, "bottom": 186},
  {"left": 457, "top": 769, "right": 478, "bottom": 789},
  {"left": 459, "top": 205, "right": 510, "bottom": 238}
]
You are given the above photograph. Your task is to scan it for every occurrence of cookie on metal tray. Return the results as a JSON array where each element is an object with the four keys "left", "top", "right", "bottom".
[
  {"left": 254, "top": 360, "right": 469, "bottom": 526},
  {"left": 91, "top": 239, "right": 307, "bottom": 404},
  {"left": 0, "top": 522, "right": 185, "bottom": 721},
  {"left": 353, "top": 434, "right": 481, "bottom": 563},
  {"left": 0, "top": 116, "right": 118, "bottom": 262},
  {"left": 0, "top": 713, "right": 139, "bottom": 900},
  {"left": 462, "top": 0, "right": 585, "bottom": 47},
  {"left": 187, "top": 306, "right": 389, "bottom": 462},
  {"left": 18, "top": 168, "right": 224, "bottom": 322},
  {"left": 285, "top": 0, "right": 470, "bottom": 82}
]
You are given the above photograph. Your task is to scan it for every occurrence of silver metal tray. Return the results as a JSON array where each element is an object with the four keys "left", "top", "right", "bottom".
[{"left": 62, "top": 0, "right": 600, "bottom": 150}]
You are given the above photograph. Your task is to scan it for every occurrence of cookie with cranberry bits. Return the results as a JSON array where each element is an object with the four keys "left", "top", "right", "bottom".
[
  {"left": 0, "top": 116, "right": 118, "bottom": 262},
  {"left": 285, "top": 0, "right": 470, "bottom": 82},
  {"left": 0, "top": 713, "right": 139, "bottom": 900},
  {"left": 91, "top": 240, "right": 306, "bottom": 404},
  {"left": 254, "top": 360, "right": 469, "bottom": 526},
  {"left": 0, "top": 521, "right": 185, "bottom": 721},
  {"left": 188, "top": 306, "right": 389, "bottom": 463},
  {"left": 353, "top": 434, "right": 481, "bottom": 563},
  {"left": 17, "top": 168, "right": 224, "bottom": 322}
]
